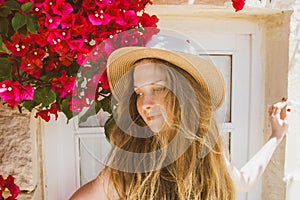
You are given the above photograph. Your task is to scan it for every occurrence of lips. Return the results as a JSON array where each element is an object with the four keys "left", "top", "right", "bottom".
[{"left": 147, "top": 114, "right": 162, "bottom": 121}]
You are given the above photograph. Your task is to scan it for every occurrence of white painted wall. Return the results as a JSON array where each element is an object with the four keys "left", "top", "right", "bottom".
[{"left": 42, "top": 114, "right": 78, "bottom": 200}]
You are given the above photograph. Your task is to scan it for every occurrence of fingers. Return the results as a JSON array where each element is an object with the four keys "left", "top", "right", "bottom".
[{"left": 268, "top": 98, "right": 290, "bottom": 120}]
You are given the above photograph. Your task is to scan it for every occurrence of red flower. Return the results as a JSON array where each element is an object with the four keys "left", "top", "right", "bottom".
[
  {"left": 119, "top": 0, "right": 151, "bottom": 12},
  {"left": 0, "top": 175, "right": 20, "bottom": 200},
  {"left": 35, "top": 103, "right": 60, "bottom": 122},
  {"left": 20, "top": 57, "right": 43, "bottom": 78},
  {"left": 4, "top": 33, "right": 31, "bottom": 57},
  {"left": 232, "top": 0, "right": 245, "bottom": 12},
  {"left": 51, "top": 71, "right": 75, "bottom": 98},
  {"left": 82, "top": 0, "right": 96, "bottom": 10},
  {"left": 20, "top": 48, "right": 46, "bottom": 78},
  {"left": 100, "top": 70, "right": 109, "bottom": 90},
  {"left": 27, "top": 48, "right": 46, "bottom": 60},
  {"left": 139, "top": 13, "right": 159, "bottom": 27},
  {"left": 0, "top": 80, "right": 34, "bottom": 107},
  {"left": 61, "top": 14, "right": 87, "bottom": 30},
  {"left": 68, "top": 98, "right": 89, "bottom": 112},
  {"left": 30, "top": 28, "right": 49, "bottom": 47}
]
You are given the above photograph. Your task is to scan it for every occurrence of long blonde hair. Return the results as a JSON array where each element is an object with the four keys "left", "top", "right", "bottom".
[{"left": 105, "top": 59, "right": 235, "bottom": 199}]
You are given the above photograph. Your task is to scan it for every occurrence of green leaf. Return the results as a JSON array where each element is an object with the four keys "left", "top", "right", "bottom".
[
  {"left": 3, "top": 0, "right": 20, "bottom": 10},
  {"left": 40, "top": 71, "right": 61, "bottom": 82},
  {"left": 0, "top": 58, "right": 12, "bottom": 81},
  {"left": 42, "top": 90, "right": 56, "bottom": 107},
  {"left": 0, "top": 18, "right": 9, "bottom": 37},
  {"left": 61, "top": 98, "right": 76, "bottom": 122},
  {"left": 0, "top": 7, "right": 12, "bottom": 17},
  {"left": 22, "top": 100, "right": 37, "bottom": 112},
  {"left": 104, "top": 115, "right": 115, "bottom": 141},
  {"left": 26, "top": 14, "right": 39, "bottom": 34},
  {"left": 18, "top": 25, "right": 27, "bottom": 36},
  {"left": 34, "top": 88, "right": 56, "bottom": 108},
  {"left": 12, "top": 12, "right": 26, "bottom": 32},
  {"left": 100, "top": 96, "right": 112, "bottom": 113},
  {"left": 21, "top": 2, "right": 33, "bottom": 13},
  {"left": 0, "top": 36, "right": 11, "bottom": 54}
]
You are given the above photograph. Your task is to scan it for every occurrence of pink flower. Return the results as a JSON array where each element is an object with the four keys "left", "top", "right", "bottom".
[
  {"left": 116, "top": 10, "right": 138, "bottom": 27},
  {"left": 88, "top": 6, "right": 113, "bottom": 25},
  {"left": 20, "top": 84, "right": 34, "bottom": 100},
  {"left": 76, "top": 46, "right": 91, "bottom": 65},
  {"left": 67, "top": 38, "right": 85, "bottom": 50},
  {"left": 51, "top": 71, "right": 75, "bottom": 98},
  {"left": 0, "top": 80, "right": 34, "bottom": 107},
  {"left": 95, "top": 0, "right": 111, "bottom": 6},
  {"left": 52, "top": 0, "right": 73, "bottom": 16},
  {"left": 232, "top": 0, "right": 245, "bottom": 12},
  {"left": 45, "top": 15, "right": 61, "bottom": 29}
]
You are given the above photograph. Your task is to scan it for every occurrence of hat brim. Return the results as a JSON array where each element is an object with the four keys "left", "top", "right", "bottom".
[{"left": 107, "top": 47, "right": 225, "bottom": 110}]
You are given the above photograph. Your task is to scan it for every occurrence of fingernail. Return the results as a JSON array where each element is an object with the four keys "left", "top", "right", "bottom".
[{"left": 287, "top": 108, "right": 291, "bottom": 112}]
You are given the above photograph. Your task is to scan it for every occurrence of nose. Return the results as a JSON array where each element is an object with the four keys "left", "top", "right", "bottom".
[{"left": 141, "top": 92, "right": 155, "bottom": 110}]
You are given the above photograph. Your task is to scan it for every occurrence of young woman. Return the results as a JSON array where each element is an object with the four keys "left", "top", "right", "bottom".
[{"left": 70, "top": 47, "right": 288, "bottom": 200}]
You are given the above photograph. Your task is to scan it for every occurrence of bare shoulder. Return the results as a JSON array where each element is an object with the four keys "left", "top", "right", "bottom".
[{"left": 69, "top": 168, "right": 119, "bottom": 200}]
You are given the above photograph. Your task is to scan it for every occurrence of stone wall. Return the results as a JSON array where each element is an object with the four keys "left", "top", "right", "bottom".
[{"left": 0, "top": 105, "right": 40, "bottom": 199}]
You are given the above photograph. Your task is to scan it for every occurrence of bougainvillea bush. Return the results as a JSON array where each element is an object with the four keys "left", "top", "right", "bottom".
[{"left": 0, "top": 0, "right": 159, "bottom": 123}]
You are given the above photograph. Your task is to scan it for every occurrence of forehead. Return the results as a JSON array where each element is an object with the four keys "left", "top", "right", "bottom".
[{"left": 133, "top": 62, "right": 167, "bottom": 88}]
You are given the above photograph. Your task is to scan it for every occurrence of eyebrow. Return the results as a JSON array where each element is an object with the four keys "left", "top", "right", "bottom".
[{"left": 134, "top": 80, "right": 166, "bottom": 89}]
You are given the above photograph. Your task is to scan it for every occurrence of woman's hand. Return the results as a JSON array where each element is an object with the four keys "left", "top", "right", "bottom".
[{"left": 268, "top": 98, "right": 290, "bottom": 144}]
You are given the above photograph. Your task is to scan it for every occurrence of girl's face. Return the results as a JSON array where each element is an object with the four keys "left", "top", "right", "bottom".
[{"left": 133, "top": 62, "right": 170, "bottom": 133}]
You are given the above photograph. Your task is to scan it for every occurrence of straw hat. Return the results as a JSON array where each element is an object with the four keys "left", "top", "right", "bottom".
[{"left": 106, "top": 47, "right": 226, "bottom": 110}]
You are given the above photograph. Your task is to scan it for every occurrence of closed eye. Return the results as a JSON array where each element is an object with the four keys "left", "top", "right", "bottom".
[{"left": 153, "top": 86, "right": 167, "bottom": 94}]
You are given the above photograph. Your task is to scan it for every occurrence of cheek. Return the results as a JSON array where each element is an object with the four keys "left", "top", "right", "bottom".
[{"left": 136, "top": 98, "right": 143, "bottom": 115}]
